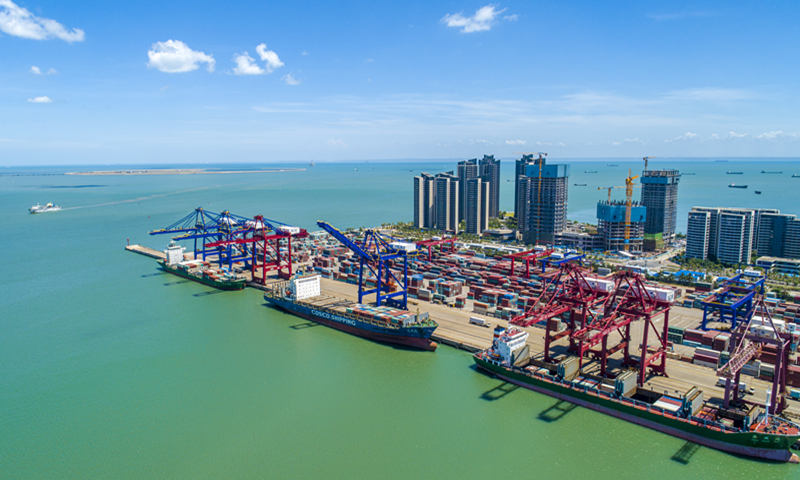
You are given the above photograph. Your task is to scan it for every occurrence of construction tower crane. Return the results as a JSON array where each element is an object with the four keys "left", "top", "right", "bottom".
[
  {"left": 514, "top": 152, "right": 547, "bottom": 245},
  {"left": 643, "top": 156, "right": 656, "bottom": 172},
  {"left": 597, "top": 186, "right": 625, "bottom": 203},
  {"left": 624, "top": 169, "right": 640, "bottom": 251}
]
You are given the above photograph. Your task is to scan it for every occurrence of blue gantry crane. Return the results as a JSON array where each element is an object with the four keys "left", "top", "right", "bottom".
[
  {"left": 700, "top": 272, "right": 766, "bottom": 330},
  {"left": 149, "top": 208, "right": 255, "bottom": 269},
  {"left": 317, "top": 221, "right": 410, "bottom": 309}
]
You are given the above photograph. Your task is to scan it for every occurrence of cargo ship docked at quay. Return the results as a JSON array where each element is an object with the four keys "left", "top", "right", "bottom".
[
  {"left": 474, "top": 327, "right": 800, "bottom": 463},
  {"left": 264, "top": 274, "right": 438, "bottom": 350},
  {"left": 159, "top": 242, "right": 247, "bottom": 290}
]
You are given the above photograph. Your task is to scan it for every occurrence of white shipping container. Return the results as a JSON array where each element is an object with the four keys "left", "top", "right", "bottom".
[
  {"left": 644, "top": 287, "right": 675, "bottom": 302},
  {"left": 278, "top": 225, "right": 301, "bottom": 235},
  {"left": 389, "top": 241, "right": 417, "bottom": 252}
]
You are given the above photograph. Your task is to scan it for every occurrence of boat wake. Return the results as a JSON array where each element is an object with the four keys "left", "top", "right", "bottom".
[{"left": 61, "top": 186, "right": 211, "bottom": 211}]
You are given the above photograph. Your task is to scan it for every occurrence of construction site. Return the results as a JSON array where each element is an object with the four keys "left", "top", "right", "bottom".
[{"left": 127, "top": 205, "right": 800, "bottom": 461}]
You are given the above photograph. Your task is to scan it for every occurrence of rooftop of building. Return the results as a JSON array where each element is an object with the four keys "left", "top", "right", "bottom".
[
  {"left": 756, "top": 256, "right": 800, "bottom": 265},
  {"left": 642, "top": 169, "right": 680, "bottom": 176}
]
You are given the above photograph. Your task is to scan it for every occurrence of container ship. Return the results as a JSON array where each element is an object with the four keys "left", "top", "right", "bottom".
[
  {"left": 159, "top": 242, "right": 246, "bottom": 290},
  {"left": 264, "top": 274, "right": 438, "bottom": 350},
  {"left": 729, "top": 184, "right": 748, "bottom": 189},
  {"left": 29, "top": 202, "right": 61, "bottom": 214},
  {"left": 474, "top": 327, "right": 800, "bottom": 463}
]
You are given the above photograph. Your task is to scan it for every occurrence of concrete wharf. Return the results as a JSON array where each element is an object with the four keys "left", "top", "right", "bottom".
[{"left": 125, "top": 244, "right": 800, "bottom": 417}]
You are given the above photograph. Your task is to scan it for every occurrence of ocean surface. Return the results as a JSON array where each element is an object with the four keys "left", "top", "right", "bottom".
[{"left": 2, "top": 158, "right": 800, "bottom": 479}]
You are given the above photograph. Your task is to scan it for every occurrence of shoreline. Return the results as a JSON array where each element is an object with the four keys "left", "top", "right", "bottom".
[{"left": 65, "top": 168, "right": 306, "bottom": 176}]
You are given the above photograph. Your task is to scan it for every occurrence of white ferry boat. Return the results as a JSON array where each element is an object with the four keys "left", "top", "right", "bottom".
[{"left": 29, "top": 203, "right": 62, "bottom": 214}]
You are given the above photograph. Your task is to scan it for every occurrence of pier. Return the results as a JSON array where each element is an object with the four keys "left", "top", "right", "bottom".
[{"left": 125, "top": 243, "right": 800, "bottom": 417}]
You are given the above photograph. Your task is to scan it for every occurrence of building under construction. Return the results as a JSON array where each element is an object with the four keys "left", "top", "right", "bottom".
[{"left": 597, "top": 200, "right": 646, "bottom": 252}]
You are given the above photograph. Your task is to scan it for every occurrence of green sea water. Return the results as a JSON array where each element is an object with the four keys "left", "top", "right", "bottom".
[{"left": 2, "top": 160, "right": 800, "bottom": 479}]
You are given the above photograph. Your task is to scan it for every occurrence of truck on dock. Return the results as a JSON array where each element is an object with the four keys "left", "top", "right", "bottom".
[{"left": 469, "top": 316, "right": 491, "bottom": 328}]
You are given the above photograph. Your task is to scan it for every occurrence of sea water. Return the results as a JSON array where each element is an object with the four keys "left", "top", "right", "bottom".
[{"left": 1, "top": 159, "right": 799, "bottom": 479}]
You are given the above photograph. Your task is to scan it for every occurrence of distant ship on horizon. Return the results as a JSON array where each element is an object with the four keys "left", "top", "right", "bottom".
[
  {"left": 729, "top": 184, "right": 748, "bottom": 189},
  {"left": 727, "top": 171, "right": 743, "bottom": 174},
  {"left": 761, "top": 170, "right": 782, "bottom": 174}
]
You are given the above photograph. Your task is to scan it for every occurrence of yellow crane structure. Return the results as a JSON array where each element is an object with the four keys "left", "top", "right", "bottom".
[
  {"left": 643, "top": 155, "right": 656, "bottom": 171},
  {"left": 624, "top": 169, "right": 640, "bottom": 251},
  {"left": 597, "top": 186, "right": 624, "bottom": 203},
  {"left": 514, "top": 152, "right": 547, "bottom": 244}
]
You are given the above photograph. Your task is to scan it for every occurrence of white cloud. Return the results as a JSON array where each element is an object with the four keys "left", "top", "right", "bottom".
[
  {"left": 0, "top": 0, "right": 84, "bottom": 42},
  {"left": 283, "top": 73, "right": 301, "bottom": 85},
  {"left": 611, "top": 142, "right": 621, "bottom": 146},
  {"left": 726, "top": 131, "right": 747, "bottom": 138},
  {"left": 301, "top": 51, "right": 309, "bottom": 56},
  {"left": 503, "top": 14, "right": 519, "bottom": 21},
  {"left": 232, "top": 52, "right": 265, "bottom": 75},
  {"left": 326, "top": 139, "right": 347, "bottom": 147},
  {"left": 256, "top": 44, "right": 284, "bottom": 73},
  {"left": 536, "top": 141, "right": 552, "bottom": 146},
  {"left": 27, "top": 96, "right": 52, "bottom": 103},
  {"left": 557, "top": 142, "right": 566, "bottom": 146},
  {"left": 755, "top": 131, "right": 798, "bottom": 140},
  {"left": 505, "top": 139, "right": 526, "bottom": 145},
  {"left": 160, "top": 85, "right": 170, "bottom": 91},
  {"left": 441, "top": 4, "right": 507, "bottom": 33},
  {"left": 147, "top": 40, "right": 215, "bottom": 73},
  {"left": 471, "top": 139, "right": 492, "bottom": 144},
  {"left": 665, "top": 132, "right": 699, "bottom": 142},
  {"left": 32, "top": 66, "right": 57, "bottom": 75}
]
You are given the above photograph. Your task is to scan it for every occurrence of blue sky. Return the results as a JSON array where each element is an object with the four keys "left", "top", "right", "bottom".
[{"left": 2, "top": 0, "right": 800, "bottom": 165}]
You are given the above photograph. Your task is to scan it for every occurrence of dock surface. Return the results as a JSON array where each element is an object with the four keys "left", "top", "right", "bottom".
[{"left": 124, "top": 245, "right": 800, "bottom": 417}]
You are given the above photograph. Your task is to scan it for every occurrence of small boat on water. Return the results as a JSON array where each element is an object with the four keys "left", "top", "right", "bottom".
[
  {"left": 761, "top": 170, "right": 783, "bottom": 174},
  {"left": 585, "top": 170, "right": 598, "bottom": 173},
  {"left": 755, "top": 191, "right": 762, "bottom": 194},
  {"left": 683, "top": 173, "right": 696, "bottom": 175},
  {"left": 574, "top": 183, "right": 587, "bottom": 186},
  {"left": 793, "top": 174, "right": 800, "bottom": 178},
  {"left": 729, "top": 184, "right": 748, "bottom": 189},
  {"left": 607, "top": 164, "right": 619, "bottom": 167},
  {"left": 727, "top": 171, "right": 743, "bottom": 175},
  {"left": 29, "top": 202, "right": 61, "bottom": 214}
]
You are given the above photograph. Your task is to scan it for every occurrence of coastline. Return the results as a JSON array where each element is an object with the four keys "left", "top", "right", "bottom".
[{"left": 64, "top": 168, "right": 306, "bottom": 175}]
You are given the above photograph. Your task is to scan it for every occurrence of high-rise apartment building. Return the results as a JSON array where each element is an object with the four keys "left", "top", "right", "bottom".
[
  {"left": 685, "top": 207, "right": 759, "bottom": 264},
  {"left": 515, "top": 154, "right": 537, "bottom": 222},
  {"left": 517, "top": 159, "right": 570, "bottom": 245},
  {"left": 479, "top": 155, "right": 501, "bottom": 218},
  {"left": 685, "top": 209, "right": 712, "bottom": 260},
  {"left": 640, "top": 170, "right": 680, "bottom": 244},
  {"left": 457, "top": 159, "right": 479, "bottom": 222},
  {"left": 757, "top": 212, "right": 800, "bottom": 259},
  {"left": 434, "top": 172, "right": 459, "bottom": 233},
  {"left": 465, "top": 177, "right": 490, "bottom": 235},
  {"left": 413, "top": 173, "right": 436, "bottom": 229}
]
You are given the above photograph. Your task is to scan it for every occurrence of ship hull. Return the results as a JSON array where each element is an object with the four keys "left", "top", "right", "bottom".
[
  {"left": 265, "top": 296, "right": 437, "bottom": 351},
  {"left": 159, "top": 261, "right": 246, "bottom": 291},
  {"left": 474, "top": 356, "right": 800, "bottom": 463}
]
